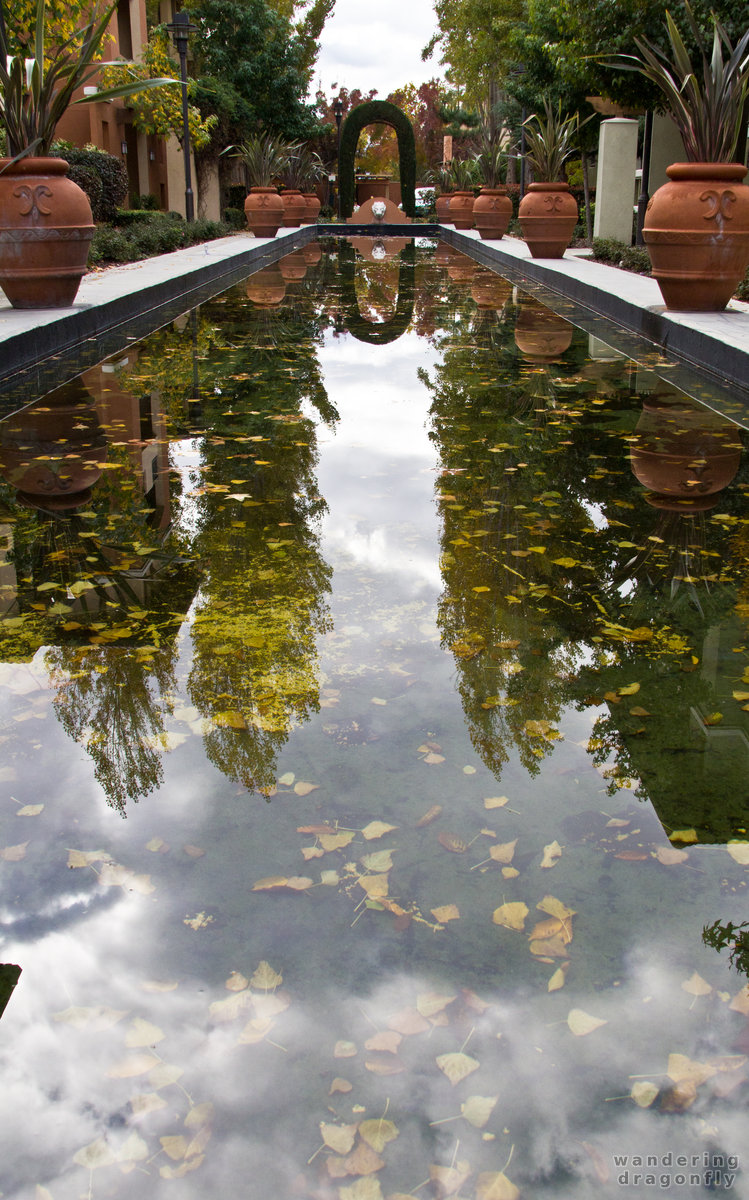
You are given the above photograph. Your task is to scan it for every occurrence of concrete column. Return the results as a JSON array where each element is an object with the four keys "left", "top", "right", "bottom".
[
  {"left": 593, "top": 118, "right": 639, "bottom": 243},
  {"left": 648, "top": 113, "right": 686, "bottom": 193}
]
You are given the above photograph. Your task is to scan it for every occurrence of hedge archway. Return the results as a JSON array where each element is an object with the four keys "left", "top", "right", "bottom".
[
  {"left": 339, "top": 101, "right": 416, "bottom": 219},
  {"left": 338, "top": 241, "right": 415, "bottom": 345}
]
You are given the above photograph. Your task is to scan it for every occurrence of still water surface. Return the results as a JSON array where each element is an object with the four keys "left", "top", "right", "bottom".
[{"left": 0, "top": 239, "right": 748, "bottom": 1198}]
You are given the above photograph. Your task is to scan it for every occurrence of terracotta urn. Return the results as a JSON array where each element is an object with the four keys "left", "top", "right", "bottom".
[
  {"left": 518, "top": 181, "right": 578, "bottom": 258},
  {"left": 629, "top": 395, "right": 742, "bottom": 509},
  {"left": 278, "top": 248, "right": 308, "bottom": 282},
  {"left": 244, "top": 187, "right": 284, "bottom": 237},
  {"left": 472, "top": 186, "right": 512, "bottom": 240},
  {"left": 643, "top": 162, "right": 749, "bottom": 311},
  {"left": 280, "top": 188, "right": 306, "bottom": 227},
  {"left": 0, "top": 157, "right": 94, "bottom": 309},
  {"left": 245, "top": 265, "right": 286, "bottom": 306},
  {"left": 0, "top": 384, "right": 107, "bottom": 509},
  {"left": 514, "top": 300, "right": 573, "bottom": 361},
  {"left": 301, "top": 192, "right": 322, "bottom": 224},
  {"left": 435, "top": 192, "right": 453, "bottom": 223},
  {"left": 448, "top": 189, "right": 475, "bottom": 230}
]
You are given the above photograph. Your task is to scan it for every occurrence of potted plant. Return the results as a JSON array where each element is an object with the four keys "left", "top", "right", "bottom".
[
  {"left": 428, "top": 163, "right": 453, "bottom": 223},
  {"left": 448, "top": 156, "right": 479, "bottom": 229},
  {"left": 227, "top": 133, "right": 293, "bottom": 237},
  {"left": 294, "top": 146, "right": 326, "bottom": 224},
  {"left": 278, "top": 141, "right": 307, "bottom": 227},
  {"left": 517, "top": 101, "right": 585, "bottom": 257},
  {"left": 610, "top": 3, "right": 749, "bottom": 311},
  {"left": 0, "top": 0, "right": 174, "bottom": 309},
  {"left": 472, "top": 137, "right": 512, "bottom": 240}
]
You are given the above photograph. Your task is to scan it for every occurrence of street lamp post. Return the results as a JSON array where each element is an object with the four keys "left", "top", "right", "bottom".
[
  {"left": 333, "top": 98, "right": 343, "bottom": 220},
  {"left": 166, "top": 10, "right": 197, "bottom": 222}
]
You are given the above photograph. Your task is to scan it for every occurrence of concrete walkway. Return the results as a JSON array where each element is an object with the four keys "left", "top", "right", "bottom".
[{"left": 2, "top": 223, "right": 748, "bottom": 410}]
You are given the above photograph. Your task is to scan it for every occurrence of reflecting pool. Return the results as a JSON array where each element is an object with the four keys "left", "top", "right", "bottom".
[{"left": 1, "top": 238, "right": 749, "bottom": 1199}]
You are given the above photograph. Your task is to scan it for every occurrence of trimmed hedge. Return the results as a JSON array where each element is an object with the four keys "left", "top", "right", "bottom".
[
  {"left": 89, "top": 213, "right": 230, "bottom": 265},
  {"left": 339, "top": 101, "right": 416, "bottom": 219},
  {"left": 591, "top": 237, "right": 651, "bottom": 274},
  {"left": 54, "top": 143, "right": 128, "bottom": 222}
]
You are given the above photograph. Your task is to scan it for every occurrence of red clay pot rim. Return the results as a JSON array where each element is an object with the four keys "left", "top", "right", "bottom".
[
  {"left": 525, "top": 181, "right": 570, "bottom": 191},
  {"left": 0, "top": 156, "right": 69, "bottom": 174},
  {"left": 666, "top": 162, "right": 748, "bottom": 181}
]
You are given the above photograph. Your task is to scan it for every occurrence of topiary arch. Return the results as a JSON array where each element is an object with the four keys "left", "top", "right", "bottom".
[
  {"left": 339, "top": 101, "right": 416, "bottom": 219},
  {"left": 338, "top": 241, "right": 415, "bottom": 345}
]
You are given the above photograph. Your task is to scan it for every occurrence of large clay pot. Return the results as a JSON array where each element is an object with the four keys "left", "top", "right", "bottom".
[
  {"left": 281, "top": 188, "right": 306, "bottom": 227},
  {"left": 629, "top": 395, "right": 742, "bottom": 509},
  {"left": 301, "top": 192, "right": 321, "bottom": 224},
  {"left": 244, "top": 187, "right": 284, "bottom": 237},
  {"left": 643, "top": 162, "right": 749, "bottom": 311},
  {"left": 514, "top": 299, "right": 573, "bottom": 362},
  {"left": 472, "top": 186, "right": 512, "bottom": 240},
  {"left": 448, "top": 189, "right": 475, "bottom": 230},
  {"left": 0, "top": 157, "right": 94, "bottom": 309},
  {"left": 518, "top": 181, "right": 578, "bottom": 258},
  {"left": 436, "top": 193, "right": 453, "bottom": 223}
]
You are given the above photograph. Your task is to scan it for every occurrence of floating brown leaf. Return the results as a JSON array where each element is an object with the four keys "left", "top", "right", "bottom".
[
  {"left": 365, "top": 1056, "right": 406, "bottom": 1076},
  {"left": 438, "top": 833, "right": 467, "bottom": 853},
  {"left": 492, "top": 902, "right": 528, "bottom": 931},
  {"left": 330, "top": 1077, "right": 353, "bottom": 1094},
  {"left": 417, "top": 992, "right": 455, "bottom": 1018},
  {"left": 415, "top": 805, "right": 442, "bottom": 827},
  {"left": 364, "top": 1031, "right": 402, "bottom": 1054},
  {"left": 435, "top": 1051, "right": 479, "bottom": 1085},
  {"left": 252, "top": 876, "right": 313, "bottom": 892},
  {"left": 362, "top": 821, "right": 398, "bottom": 840},
  {"left": 475, "top": 1171, "right": 520, "bottom": 1200},
  {"left": 1, "top": 842, "right": 28, "bottom": 862},
  {"left": 319, "top": 831, "right": 356, "bottom": 852},
  {"left": 431, "top": 904, "right": 460, "bottom": 923},
  {"left": 358, "top": 1118, "right": 399, "bottom": 1153},
  {"left": 320, "top": 1122, "right": 358, "bottom": 1156},
  {"left": 386, "top": 1007, "right": 430, "bottom": 1036},
  {"left": 428, "top": 1162, "right": 471, "bottom": 1196},
  {"left": 250, "top": 961, "right": 282, "bottom": 990},
  {"left": 338, "top": 1178, "right": 384, "bottom": 1200}
]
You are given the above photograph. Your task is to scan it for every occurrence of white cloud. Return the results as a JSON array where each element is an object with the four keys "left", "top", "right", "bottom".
[{"left": 312, "top": 0, "right": 442, "bottom": 97}]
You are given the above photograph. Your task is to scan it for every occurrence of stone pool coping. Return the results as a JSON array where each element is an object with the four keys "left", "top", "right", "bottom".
[{"left": 2, "top": 222, "right": 749, "bottom": 410}]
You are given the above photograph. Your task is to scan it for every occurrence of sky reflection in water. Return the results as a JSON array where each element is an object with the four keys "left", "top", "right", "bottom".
[{"left": 0, "top": 240, "right": 748, "bottom": 1199}]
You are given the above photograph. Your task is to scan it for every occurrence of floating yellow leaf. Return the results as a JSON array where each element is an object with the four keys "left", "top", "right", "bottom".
[
  {"left": 53, "top": 1005, "right": 127, "bottom": 1031},
  {"left": 294, "top": 781, "right": 319, "bottom": 796},
  {"left": 148, "top": 1063, "right": 184, "bottom": 1089},
  {"left": 159, "top": 1155, "right": 205, "bottom": 1179},
  {"left": 16, "top": 804, "right": 43, "bottom": 816},
  {"left": 669, "top": 829, "right": 698, "bottom": 844},
  {"left": 422, "top": 752, "right": 445, "bottom": 765},
  {"left": 631, "top": 1081, "right": 659, "bottom": 1108},
  {"left": 492, "top": 902, "right": 528, "bottom": 931},
  {"left": 729, "top": 986, "right": 749, "bottom": 1015},
  {"left": 666, "top": 1053, "right": 716, "bottom": 1086},
  {"left": 125, "top": 1018, "right": 165, "bottom": 1048},
  {"left": 225, "top": 971, "right": 249, "bottom": 992},
  {"left": 214, "top": 710, "right": 246, "bottom": 730},
  {"left": 417, "top": 992, "right": 456, "bottom": 1018},
  {"left": 320, "top": 1122, "right": 359, "bottom": 1155},
  {"left": 529, "top": 933, "right": 570, "bottom": 959},
  {"left": 278, "top": 771, "right": 295, "bottom": 786},
  {"left": 364, "top": 1056, "right": 406, "bottom": 1075},
  {"left": 361, "top": 821, "right": 398, "bottom": 840},
  {"left": 537, "top": 895, "right": 576, "bottom": 921},
  {"left": 334, "top": 1040, "right": 357, "bottom": 1058},
  {"left": 681, "top": 972, "right": 712, "bottom": 997},
  {"left": 654, "top": 846, "right": 689, "bottom": 865},
  {"left": 548, "top": 964, "right": 569, "bottom": 992},
  {"left": 386, "top": 1007, "right": 430, "bottom": 1036},
  {"left": 429, "top": 1162, "right": 471, "bottom": 1195},
  {"left": 726, "top": 841, "right": 749, "bottom": 864},
  {"left": 319, "top": 831, "right": 356, "bottom": 852},
  {"left": 1, "top": 842, "right": 28, "bottom": 862},
  {"left": 618, "top": 682, "right": 640, "bottom": 695},
  {"left": 540, "top": 840, "right": 562, "bottom": 869},
  {"left": 160, "top": 1135, "right": 187, "bottom": 1161},
  {"left": 431, "top": 904, "right": 460, "bottom": 923},
  {"left": 338, "top": 1178, "right": 384, "bottom": 1200},
  {"left": 106, "top": 1053, "right": 158, "bottom": 1078},
  {"left": 553, "top": 557, "right": 578, "bottom": 568},
  {"left": 438, "top": 832, "right": 467, "bottom": 853},
  {"left": 475, "top": 1171, "right": 520, "bottom": 1200},
  {"left": 251, "top": 876, "right": 313, "bottom": 892},
  {"left": 489, "top": 840, "right": 517, "bottom": 864},
  {"left": 250, "top": 961, "right": 282, "bottom": 990},
  {"left": 184, "top": 1102, "right": 214, "bottom": 1129},
  {"left": 237, "top": 1016, "right": 274, "bottom": 1044},
  {"left": 364, "top": 1030, "right": 402, "bottom": 1054},
  {"left": 358, "top": 1118, "right": 399, "bottom": 1152},
  {"left": 208, "top": 991, "right": 253, "bottom": 1023},
  {"left": 73, "top": 1138, "right": 116, "bottom": 1169},
  {"left": 567, "top": 1009, "right": 607, "bottom": 1036},
  {"left": 460, "top": 1094, "right": 498, "bottom": 1128},
  {"left": 502, "top": 867, "right": 519, "bottom": 878},
  {"left": 359, "top": 874, "right": 390, "bottom": 899},
  {"left": 435, "top": 1051, "right": 480, "bottom": 1085},
  {"left": 330, "top": 1078, "right": 353, "bottom": 1094},
  {"left": 361, "top": 849, "right": 395, "bottom": 872},
  {"left": 130, "top": 1092, "right": 168, "bottom": 1117}
]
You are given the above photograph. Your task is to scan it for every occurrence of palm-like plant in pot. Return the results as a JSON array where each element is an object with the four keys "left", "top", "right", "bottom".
[
  {"left": 473, "top": 133, "right": 512, "bottom": 240},
  {"left": 610, "top": 3, "right": 749, "bottom": 310},
  {"left": 227, "top": 133, "right": 293, "bottom": 238},
  {"left": 518, "top": 101, "right": 584, "bottom": 258},
  {"left": 0, "top": 0, "right": 174, "bottom": 309},
  {"left": 448, "top": 155, "right": 479, "bottom": 229},
  {"left": 279, "top": 144, "right": 322, "bottom": 227}
]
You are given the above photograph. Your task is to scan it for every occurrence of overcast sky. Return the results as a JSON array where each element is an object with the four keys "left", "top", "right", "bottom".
[{"left": 312, "top": 0, "right": 442, "bottom": 99}]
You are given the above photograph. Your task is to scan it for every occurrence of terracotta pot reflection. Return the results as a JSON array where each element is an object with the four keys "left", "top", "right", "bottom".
[
  {"left": 630, "top": 395, "right": 742, "bottom": 510},
  {"left": 245, "top": 266, "right": 287, "bottom": 306},
  {"left": 279, "top": 248, "right": 308, "bottom": 281},
  {"left": 302, "top": 241, "right": 322, "bottom": 266},
  {"left": 445, "top": 246, "right": 478, "bottom": 283},
  {"left": 514, "top": 300, "right": 573, "bottom": 362},
  {"left": 0, "top": 382, "right": 107, "bottom": 510},
  {"left": 471, "top": 268, "right": 512, "bottom": 310}
]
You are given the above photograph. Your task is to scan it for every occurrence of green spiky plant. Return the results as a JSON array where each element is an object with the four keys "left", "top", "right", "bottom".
[
  {"left": 226, "top": 133, "right": 295, "bottom": 188},
  {"left": 522, "top": 101, "right": 586, "bottom": 183},
  {"left": 609, "top": 2, "right": 749, "bottom": 162},
  {"left": 449, "top": 155, "right": 479, "bottom": 190},
  {"left": 0, "top": 0, "right": 175, "bottom": 163}
]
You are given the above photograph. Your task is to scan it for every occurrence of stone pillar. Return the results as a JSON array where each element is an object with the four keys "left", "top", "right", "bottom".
[
  {"left": 648, "top": 113, "right": 686, "bottom": 193},
  {"left": 593, "top": 118, "right": 639, "bottom": 244}
]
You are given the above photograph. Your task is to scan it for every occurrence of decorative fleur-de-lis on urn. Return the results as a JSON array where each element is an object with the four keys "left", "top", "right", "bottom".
[{"left": 13, "top": 184, "right": 54, "bottom": 222}]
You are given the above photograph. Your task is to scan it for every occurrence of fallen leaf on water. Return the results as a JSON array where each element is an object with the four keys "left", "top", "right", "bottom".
[
  {"left": 489, "top": 840, "right": 517, "bottom": 864},
  {"left": 654, "top": 846, "right": 689, "bottom": 865},
  {"left": 361, "top": 849, "right": 395, "bottom": 872},
  {"left": 362, "top": 821, "right": 398, "bottom": 840},
  {"left": 429, "top": 1162, "right": 471, "bottom": 1195},
  {"left": 53, "top": 1006, "right": 127, "bottom": 1031},
  {"left": 149, "top": 1063, "right": 183, "bottom": 1089},
  {"left": 294, "top": 782, "right": 319, "bottom": 796},
  {"left": 417, "top": 992, "right": 456, "bottom": 1018},
  {"left": 160, "top": 1135, "right": 187, "bottom": 1161},
  {"left": 334, "top": 1040, "right": 357, "bottom": 1058},
  {"left": 618, "top": 683, "right": 640, "bottom": 695},
  {"left": 106, "top": 1053, "right": 158, "bottom": 1079},
  {"left": 16, "top": 804, "right": 43, "bottom": 816},
  {"left": 358, "top": 1118, "right": 399, "bottom": 1152},
  {"left": 537, "top": 895, "right": 576, "bottom": 921},
  {"left": 338, "top": 1178, "right": 383, "bottom": 1200},
  {"left": 251, "top": 876, "right": 314, "bottom": 892},
  {"left": 502, "top": 867, "right": 519, "bottom": 879},
  {"left": 660, "top": 1080, "right": 697, "bottom": 1111},
  {"left": 580, "top": 1141, "right": 609, "bottom": 1183},
  {"left": 364, "top": 1031, "right": 402, "bottom": 1054},
  {"left": 415, "top": 805, "right": 442, "bottom": 827},
  {"left": 73, "top": 1138, "right": 116, "bottom": 1169},
  {"left": 125, "top": 1018, "right": 165, "bottom": 1048},
  {"left": 183, "top": 912, "right": 214, "bottom": 930},
  {"left": 183, "top": 845, "right": 205, "bottom": 858},
  {"left": 438, "top": 833, "right": 467, "bottom": 853},
  {"left": 386, "top": 1007, "right": 430, "bottom": 1036},
  {"left": 422, "top": 752, "right": 445, "bottom": 765},
  {"left": 319, "top": 832, "right": 356, "bottom": 852},
  {"left": 631, "top": 1080, "right": 659, "bottom": 1108},
  {"left": 359, "top": 874, "right": 390, "bottom": 899},
  {"left": 681, "top": 972, "right": 712, "bottom": 997},
  {"left": 185, "top": 1102, "right": 214, "bottom": 1129},
  {"left": 540, "top": 840, "right": 562, "bottom": 869},
  {"left": 67, "top": 848, "right": 108, "bottom": 868},
  {"left": 320, "top": 1122, "right": 359, "bottom": 1156},
  {"left": 435, "top": 1051, "right": 480, "bottom": 1085},
  {"left": 529, "top": 916, "right": 572, "bottom": 943},
  {"left": 726, "top": 841, "right": 749, "bottom": 865},
  {"left": 431, "top": 904, "right": 460, "bottom": 923},
  {"left": 1, "top": 842, "right": 28, "bottom": 862},
  {"left": 237, "top": 1016, "right": 274, "bottom": 1045},
  {"left": 226, "top": 971, "right": 249, "bottom": 992},
  {"left": 278, "top": 771, "right": 295, "bottom": 786},
  {"left": 666, "top": 1053, "right": 716, "bottom": 1086},
  {"left": 475, "top": 1170, "right": 520, "bottom": 1200},
  {"left": 460, "top": 1094, "right": 498, "bottom": 1128},
  {"left": 492, "top": 902, "right": 528, "bottom": 931},
  {"left": 548, "top": 963, "right": 569, "bottom": 992},
  {"left": 130, "top": 1092, "right": 168, "bottom": 1117},
  {"left": 484, "top": 796, "right": 510, "bottom": 810},
  {"left": 250, "top": 961, "right": 282, "bottom": 990},
  {"left": 529, "top": 934, "right": 570, "bottom": 959},
  {"left": 364, "top": 1056, "right": 406, "bottom": 1076},
  {"left": 330, "top": 1078, "right": 352, "bottom": 1094},
  {"left": 669, "top": 829, "right": 698, "bottom": 844},
  {"left": 567, "top": 1009, "right": 607, "bottom": 1036},
  {"left": 208, "top": 991, "right": 253, "bottom": 1023},
  {"left": 159, "top": 1155, "right": 204, "bottom": 1179},
  {"left": 729, "top": 986, "right": 749, "bottom": 1015}
]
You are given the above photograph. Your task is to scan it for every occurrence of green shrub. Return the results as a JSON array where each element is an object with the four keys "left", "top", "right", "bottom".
[
  {"left": 89, "top": 226, "right": 140, "bottom": 264},
  {"left": 735, "top": 268, "right": 749, "bottom": 302},
  {"left": 591, "top": 237, "right": 651, "bottom": 274},
  {"left": 131, "top": 192, "right": 160, "bottom": 210},
  {"left": 223, "top": 206, "right": 246, "bottom": 230},
  {"left": 53, "top": 142, "right": 128, "bottom": 222},
  {"left": 89, "top": 213, "right": 230, "bottom": 265},
  {"left": 113, "top": 208, "right": 158, "bottom": 227},
  {"left": 67, "top": 163, "right": 103, "bottom": 220}
]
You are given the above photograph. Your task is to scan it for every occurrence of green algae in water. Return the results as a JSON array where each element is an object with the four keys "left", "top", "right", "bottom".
[{"left": 0, "top": 242, "right": 748, "bottom": 1198}]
